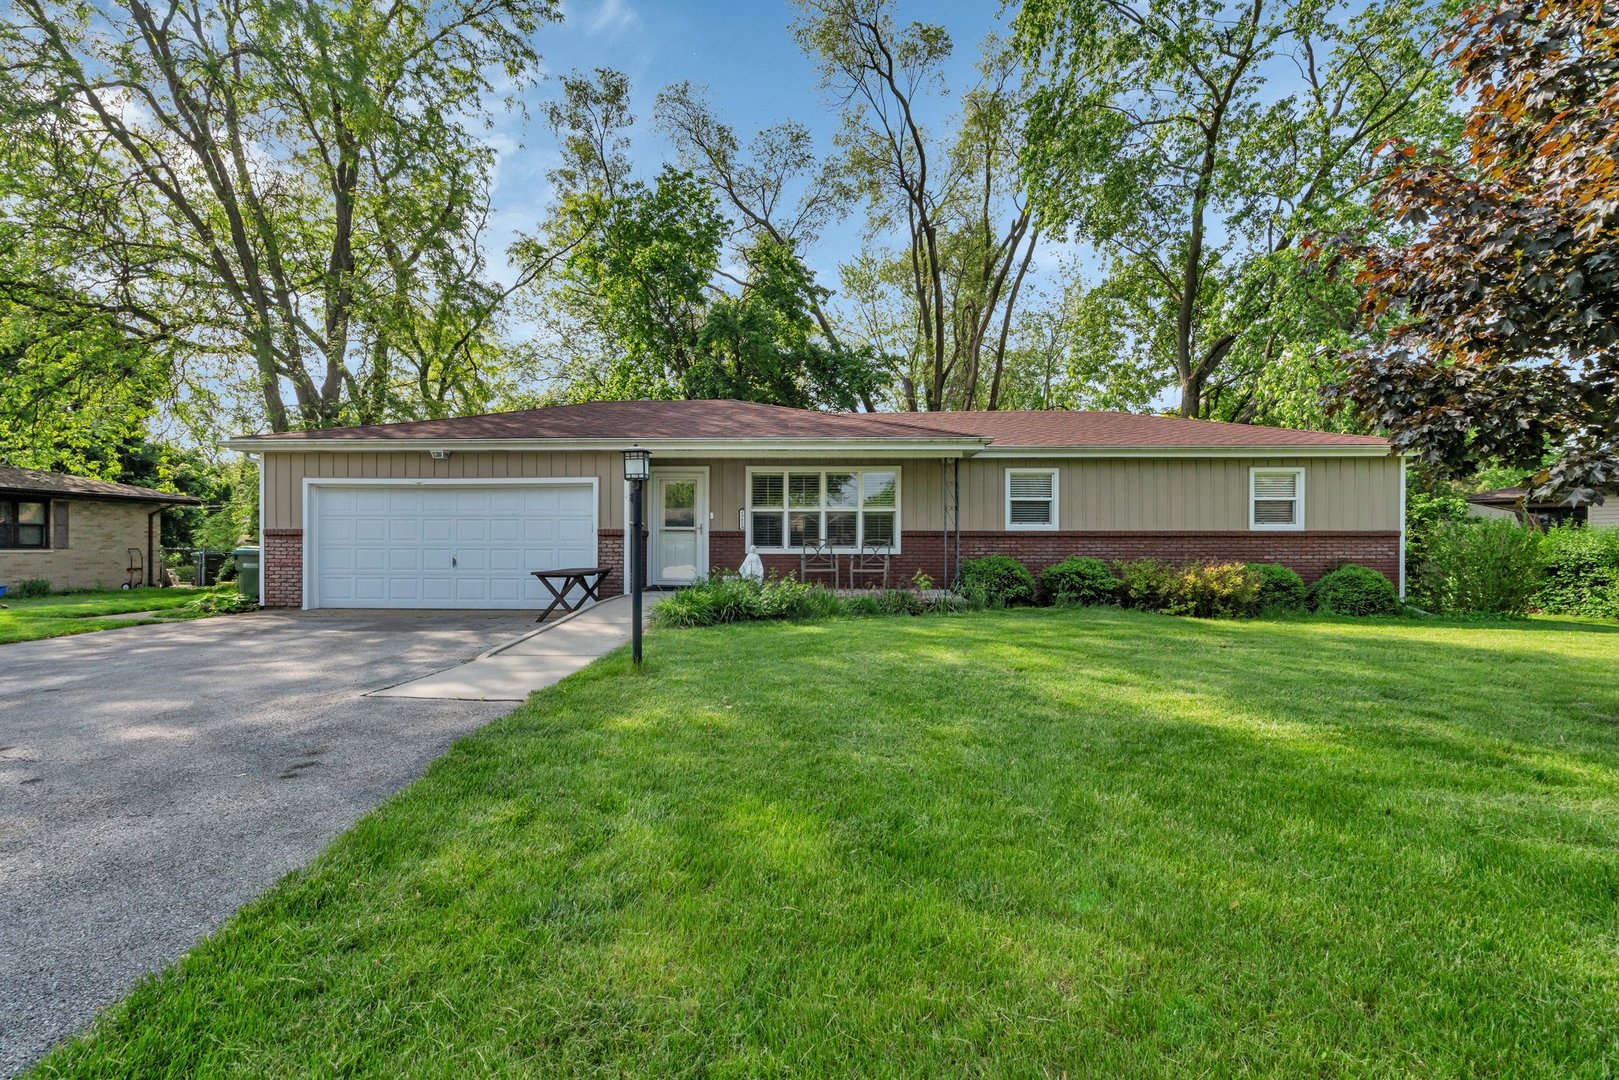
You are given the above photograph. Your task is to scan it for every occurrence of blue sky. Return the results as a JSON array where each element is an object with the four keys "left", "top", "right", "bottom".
[{"left": 484, "top": 0, "right": 1023, "bottom": 291}]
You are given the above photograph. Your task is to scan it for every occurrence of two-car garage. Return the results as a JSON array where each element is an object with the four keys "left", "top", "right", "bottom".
[{"left": 305, "top": 481, "right": 598, "bottom": 609}]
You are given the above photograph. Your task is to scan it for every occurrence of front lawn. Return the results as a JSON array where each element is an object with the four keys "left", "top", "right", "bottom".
[
  {"left": 0, "top": 586, "right": 229, "bottom": 644},
  {"left": 35, "top": 610, "right": 1619, "bottom": 1076}
]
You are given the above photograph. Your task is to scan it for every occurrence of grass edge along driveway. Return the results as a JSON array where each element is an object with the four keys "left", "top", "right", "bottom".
[
  {"left": 31, "top": 608, "right": 1619, "bottom": 1077},
  {"left": 0, "top": 587, "right": 228, "bottom": 645}
]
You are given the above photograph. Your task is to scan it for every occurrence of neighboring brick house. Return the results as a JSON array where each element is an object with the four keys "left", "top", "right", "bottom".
[
  {"left": 0, "top": 464, "right": 202, "bottom": 592},
  {"left": 226, "top": 400, "right": 1407, "bottom": 611}
]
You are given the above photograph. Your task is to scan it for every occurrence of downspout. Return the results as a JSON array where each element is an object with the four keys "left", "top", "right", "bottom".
[
  {"left": 256, "top": 454, "right": 266, "bottom": 607},
  {"left": 147, "top": 507, "right": 162, "bottom": 586},
  {"left": 1397, "top": 455, "right": 1408, "bottom": 599},
  {"left": 952, "top": 459, "right": 961, "bottom": 588}
]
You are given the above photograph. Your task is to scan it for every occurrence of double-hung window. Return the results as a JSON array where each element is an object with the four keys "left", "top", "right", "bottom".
[
  {"left": 1005, "top": 468, "right": 1059, "bottom": 530},
  {"left": 747, "top": 469, "right": 899, "bottom": 551},
  {"left": 0, "top": 497, "right": 49, "bottom": 549},
  {"left": 1249, "top": 467, "right": 1305, "bottom": 530}
]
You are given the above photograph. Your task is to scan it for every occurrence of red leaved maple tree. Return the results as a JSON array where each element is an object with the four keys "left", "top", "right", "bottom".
[{"left": 1332, "top": 0, "right": 1619, "bottom": 501}]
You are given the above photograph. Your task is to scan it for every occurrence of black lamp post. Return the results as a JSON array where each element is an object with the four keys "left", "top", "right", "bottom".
[{"left": 622, "top": 446, "right": 651, "bottom": 666}]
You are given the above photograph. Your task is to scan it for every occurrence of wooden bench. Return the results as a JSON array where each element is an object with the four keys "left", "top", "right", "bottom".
[{"left": 531, "top": 566, "right": 611, "bottom": 622}]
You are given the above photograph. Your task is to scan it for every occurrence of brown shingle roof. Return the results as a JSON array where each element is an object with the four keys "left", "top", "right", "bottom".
[
  {"left": 231, "top": 399, "right": 1389, "bottom": 452},
  {"left": 237, "top": 399, "right": 973, "bottom": 443},
  {"left": 0, "top": 463, "right": 203, "bottom": 504},
  {"left": 842, "top": 409, "right": 1391, "bottom": 449}
]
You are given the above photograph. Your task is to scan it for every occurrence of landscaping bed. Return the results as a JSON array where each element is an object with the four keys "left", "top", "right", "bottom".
[{"left": 34, "top": 608, "right": 1619, "bottom": 1076}]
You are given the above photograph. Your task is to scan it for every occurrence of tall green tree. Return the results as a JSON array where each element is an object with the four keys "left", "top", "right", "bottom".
[
  {"left": 794, "top": 1, "right": 1039, "bottom": 411},
  {"left": 519, "top": 70, "right": 880, "bottom": 411},
  {"left": 0, "top": 298, "right": 165, "bottom": 477},
  {"left": 1, "top": 0, "right": 557, "bottom": 432},
  {"left": 1015, "top": 0, "right": 1453, "bottom": 418}
]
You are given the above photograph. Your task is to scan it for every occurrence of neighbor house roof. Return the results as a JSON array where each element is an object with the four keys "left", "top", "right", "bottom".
[
  {"left": 0, "top": 463, "right": 203, "bottom": 504},
  {"left": 1465, "top": 486, "right": 1593, "bottom": 509},
  {"left": 225, "top": 399, "right": 1392, "bottom": 457}
]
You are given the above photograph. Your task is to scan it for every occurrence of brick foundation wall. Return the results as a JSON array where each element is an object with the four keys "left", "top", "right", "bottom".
[
  {"left": 263, "top": 528, "right": 303, "bottom": 607},
  {"left": 710, "top": 530, "right": 1400, "bottom": 589},
  {"left": 598, "top": 529, "right": 626, "bottom": 596}
]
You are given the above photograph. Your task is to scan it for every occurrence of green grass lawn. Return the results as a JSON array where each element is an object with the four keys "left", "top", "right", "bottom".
[
  {"left": 0, "top": 586, "right": 228, "bottom": 644},
  {"left": 34, "top": 609, "right": 1619, "bottom": 1076}
]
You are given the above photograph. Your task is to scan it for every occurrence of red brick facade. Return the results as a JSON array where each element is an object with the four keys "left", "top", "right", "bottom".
[
  {"left": 264, "top": 524, "right": 1398, "bottom": 607},
  {"left": 710, "top": 529, "right": 1399, "bottom": 589},
  {"left": 598, "top": 529, "right": 626, "bottom": 596},
  {"left": 263, "top": 528, "right": 303, "bottom": 607}
]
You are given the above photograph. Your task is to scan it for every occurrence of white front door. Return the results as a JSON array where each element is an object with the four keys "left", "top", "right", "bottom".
[{"left": 650, "top": 472, "right": 707, "bottom": 586}]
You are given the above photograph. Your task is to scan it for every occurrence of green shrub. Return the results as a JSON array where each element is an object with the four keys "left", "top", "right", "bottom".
[
  {"left": 653, "top": 573, "right": 843, "bottom": 628},
  {"left": 846, "top": 590, "right": 930, "bottom": 617},
  {"left": 12, "top": 578, "right": 52, "bottom": 598},
  {"left": 188, "top": 590, "right": 259, "bottom": 614},
  {"left": 1311, "top": 564, "right": 1399, "bottom": 616},
  {"left": 1404, "top": 484, "right": 1472, "bottom": 606},
  {"left": 959, "top": 555, "right": 1036, "bottom": 608},
  {"left": 1113, "top": 559, "right": 1262, "bottom": 618},
  {"left": 1419, "top": 518, "right": 1544, "bottom": 614},
  {"left": 1037, "top": 556, "right": 1119, "bottom": 606},
  {"left": 1245, "top": 563, "right": 1307, "bottom": 612},
  {"left": 1535, "top": 525, "right": 1619, "bottom": 618},
  {"left": 1162, "top": 562, "right": 1262, "bottom": 618},
  {"left": 1115, "top": 559, "right": 1177, "bottom": 611}
]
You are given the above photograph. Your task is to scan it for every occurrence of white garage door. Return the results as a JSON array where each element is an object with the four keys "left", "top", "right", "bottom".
[{"left": 309, "top": 483, "right": 597, "bottom": 609}]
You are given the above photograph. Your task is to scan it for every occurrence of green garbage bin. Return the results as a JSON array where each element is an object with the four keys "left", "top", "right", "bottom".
[{"left": 235, "top": 545, "right": 261, "bottom": 603}]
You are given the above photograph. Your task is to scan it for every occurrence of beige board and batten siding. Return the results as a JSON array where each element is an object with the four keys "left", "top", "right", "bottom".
[
  {"left": 263, "top": 450, "right": 1401, "bottom": 533},
  {"left": 686, "top": 455, "right": 1401, "bottom": 533},
  {"left": 261, "top": 450, "right": 626, "bottom": 531}
]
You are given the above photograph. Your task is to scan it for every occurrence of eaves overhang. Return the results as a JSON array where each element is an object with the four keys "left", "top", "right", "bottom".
[{"left": 224, "top": 436, "right": 995, "bottom": 459}]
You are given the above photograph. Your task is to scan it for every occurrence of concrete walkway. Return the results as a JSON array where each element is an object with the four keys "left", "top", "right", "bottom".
[{"left": 370, "top": 594, "right": 658, "bottom": 701}]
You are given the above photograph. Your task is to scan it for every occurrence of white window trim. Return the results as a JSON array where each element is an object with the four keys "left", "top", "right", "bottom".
[
  {"left": 1249, "top": 467, "right": 1306, "bottom": 531},
  {"left": 744, "top": 466, "right": 902, "bottom": 554},
  {"left": 1004, "top": 467, "right": 1060, "bottom": 531}
]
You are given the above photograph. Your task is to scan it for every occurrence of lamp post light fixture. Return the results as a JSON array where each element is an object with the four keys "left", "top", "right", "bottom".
[{"left": 622, "top": 447, "right": 651, "bottom": 665}]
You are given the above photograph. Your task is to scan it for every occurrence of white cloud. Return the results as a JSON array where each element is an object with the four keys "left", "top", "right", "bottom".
[{"left": 566, "top": 0, "right": 639, "bottom": 38}]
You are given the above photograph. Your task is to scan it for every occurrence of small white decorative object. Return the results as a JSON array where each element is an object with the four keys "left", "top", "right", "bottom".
[{"left": 739, "top": 545, "right": 765, "bottom": 583}]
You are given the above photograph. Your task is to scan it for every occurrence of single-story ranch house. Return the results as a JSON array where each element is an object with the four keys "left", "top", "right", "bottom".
[
  {"left": 0, "top": 463, "right": 202, "bottom": 591},
  {"left": 225, "top": 400, "right": 1406, "bottom": 610}
]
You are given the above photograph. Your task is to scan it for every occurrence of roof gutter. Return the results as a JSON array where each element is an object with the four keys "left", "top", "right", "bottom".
[
  {"left": 973, "top": 444, "right": 1394, "bottom": 459},
  {"left": 223, "top": 436, "right": 995, "bottom": 458}
]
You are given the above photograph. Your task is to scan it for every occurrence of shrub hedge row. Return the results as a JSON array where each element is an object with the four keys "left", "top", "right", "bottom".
[
  {"left": 963, "top": 554, "right": 1390, "bottom": 620},
  {"left": 1411, "top": 520, "right": 1619, "bottom": 617}
]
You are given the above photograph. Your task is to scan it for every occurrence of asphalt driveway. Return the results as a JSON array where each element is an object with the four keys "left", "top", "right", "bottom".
[{"left": 0, "top": 610, "right": 535, "bottom": 1076}]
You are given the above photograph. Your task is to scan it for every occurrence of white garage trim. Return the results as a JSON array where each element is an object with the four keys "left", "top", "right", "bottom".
[{"left": 301, "top": 477, "right": 598, "bottom": 610}]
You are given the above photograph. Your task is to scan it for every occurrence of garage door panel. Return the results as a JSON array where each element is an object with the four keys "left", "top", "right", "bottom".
[
  {"left": 311, "top": 483, "right": 596, "bottom": 609},
  {"left": 352, "top": 577, "right": 387, "bottom": 601},
  {"left": 388, "top": 579, "right": 422, "bottom": 601}
]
